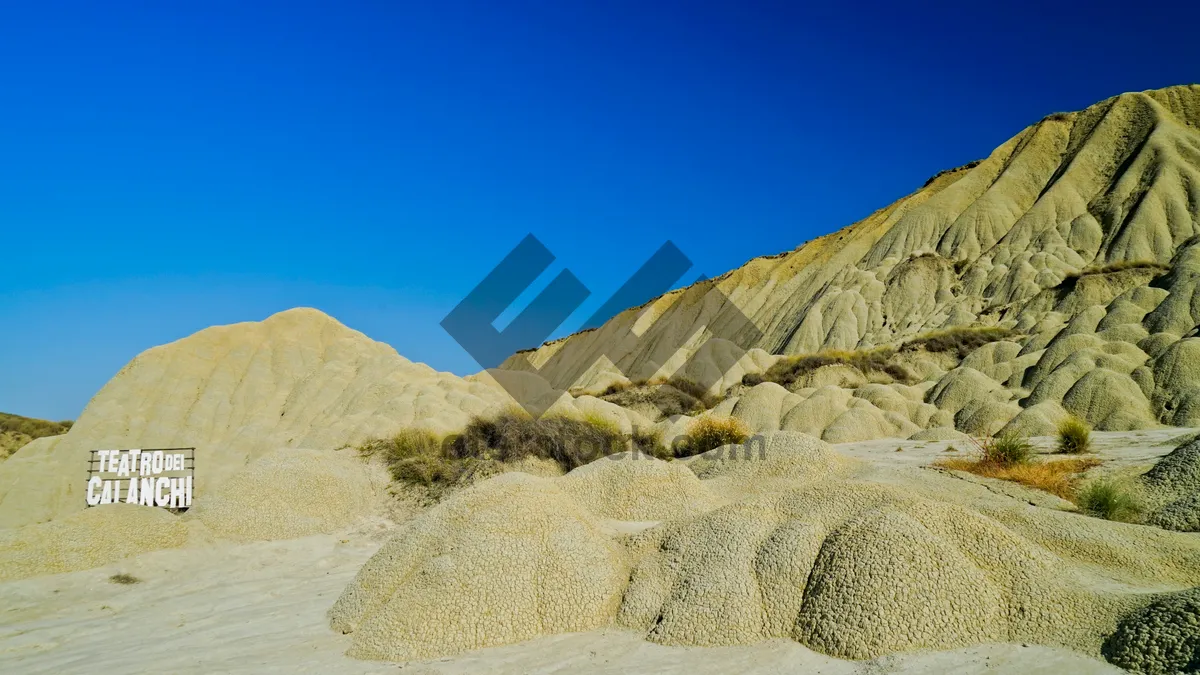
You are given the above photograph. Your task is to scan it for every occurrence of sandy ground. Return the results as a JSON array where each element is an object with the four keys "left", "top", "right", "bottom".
[
  {"left": 835, "top": 427, "right": 1198, "bottom": 472},
  {"left": 0, "top": 526, "right": 1122, "bottom": 674},
  {"left": 3, "top": 431, "right": 1180, "bottom": 674}
]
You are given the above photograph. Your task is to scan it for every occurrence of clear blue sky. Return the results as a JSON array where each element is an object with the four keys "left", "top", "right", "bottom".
[{"left": 1, "top": 1, "right": 1196, "bottom": 420}]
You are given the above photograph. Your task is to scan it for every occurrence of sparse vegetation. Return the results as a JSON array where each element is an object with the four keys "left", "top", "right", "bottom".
[
  {"left": 936, "top": 455, "right": 1101, "bottom": 499},
  {"left": 1056, "top": 416, "right": 1093, "bottom": 455},
  {"left": 599, "top": 376, "right": 720, "bottom": 416},
  {"left": 359, "top": 428, "right": 456, "bottom": 486},
  {"left": 1076, "top": 477, "right": 1145, "bottom": 523},
  {"left": 0, "top": 412, "right": 74, "bottom": 459},
  {"left": 360, "top": 410, "right": 672, "bottom": 491},
  {"left": 677, "top": 415, "right": 750, "bottom": 458},
  {"left": 901, "top": 326, "right": 1016, "bottom": 358},
  {"left": 1059, "top": 260, "right": 1170, "bottom": 288},
  {"left": 108, "top": 573, "right": 141, "bottom": 585},
  {"left": 920, "top": 159, "right": 981, "bottom": 188},
  {"left": 746, "top": 347, "right": 910, "bottom": 388},
  {"left": 981, "top": 434, "right": 1035, "bottom": 467},
  {"left": 0, "top": 412, "right": 73, "bottom": 438},
  {"left": 631, "top": 426, "right": 673, "bottom": 460}
]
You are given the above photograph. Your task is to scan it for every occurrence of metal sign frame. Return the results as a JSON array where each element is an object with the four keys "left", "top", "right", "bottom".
[{"left": 85, "top": 447, "right": 196, "bottom": 512}]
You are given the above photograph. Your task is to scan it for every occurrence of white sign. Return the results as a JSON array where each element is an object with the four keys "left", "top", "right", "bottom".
[{"left": 86, "top": 448, "right": 194, "bottom": 509}]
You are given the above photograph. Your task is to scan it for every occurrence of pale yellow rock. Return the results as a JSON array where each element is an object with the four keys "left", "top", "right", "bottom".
[
  {"left": 0, "top": 503, "right": 194, "bottom": 581},
  {"left": 558, "top": 452, "right": 723, "bottom": 521},
  {"left": 329, "top": 472, "right": 631, "bottom": 661},
  {"left": 186, "top": 447, "right": 383, "bottom": 542},
  {"left": 999, "top": 401, "right": 1071, "bottom": 437},
  {"left": 0, "top": 308, "right": 517, "bottom": 529}
]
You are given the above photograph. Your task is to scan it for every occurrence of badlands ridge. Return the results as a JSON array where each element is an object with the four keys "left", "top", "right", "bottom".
[{"left": 3, "top": 85, "right": 1200, "bottom": 674}]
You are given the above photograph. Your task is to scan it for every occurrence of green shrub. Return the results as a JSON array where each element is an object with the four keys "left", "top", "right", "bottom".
[
  {"left": 1056, "top": 416, "right": 1092, "bottom": 455},
  {"left": 1076, "top": 477, "right": 1144, "bottom": 522},
  {"left": 981, "top": 434, "right": 1034, "bottom": 467},
  {"left": 678, "top": 416, "right": 750, "bottom": 458}
]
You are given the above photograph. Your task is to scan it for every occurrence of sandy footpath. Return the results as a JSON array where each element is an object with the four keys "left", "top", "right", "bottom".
[
  {"left": 0, "top": 519, "right": 1122, "bottom": 675},
  {"left": 834, "top": 427, "right": 1197, "bottom": 471}
]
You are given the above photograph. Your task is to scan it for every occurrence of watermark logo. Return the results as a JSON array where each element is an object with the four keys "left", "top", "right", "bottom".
[{"left": 442, "top": 234, "right": 761, "bottom": 416}]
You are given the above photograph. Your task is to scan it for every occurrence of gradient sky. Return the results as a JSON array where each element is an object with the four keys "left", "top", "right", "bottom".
[{"left": 2, "top": 1, "right": 1197, "bottom": 420}]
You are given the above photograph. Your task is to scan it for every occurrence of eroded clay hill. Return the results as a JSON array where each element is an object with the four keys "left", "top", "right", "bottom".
[
  {"left": 502, "top": 85, "right": 1200, "bottom": 443},
  {"left": 0, "top": 308, "right": 517, "bottom": 530},
  {"left": 330, "top": 432, "right": 1200, "bottom": 666},
  {"left": 0, "top": 308, "right": 653, "bottom": 578}
]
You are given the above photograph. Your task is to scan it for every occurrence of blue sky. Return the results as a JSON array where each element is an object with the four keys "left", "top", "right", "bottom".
[{"left": 2, "top": 1, "right": 1197, "bottom": 420}]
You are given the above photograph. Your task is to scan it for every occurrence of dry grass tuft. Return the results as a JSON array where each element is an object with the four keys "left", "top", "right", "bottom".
[
  {"left": 361, "top": 410, "right": 672, "bottom": 491},
  {"left": 1056, "top": 416, "right": 1092, "bottom": 455},
  {"left": 599, "top": 376, "right": 720, "bottom": 416},
  {"left": 448, "top": 410, "right": 631, "bottom": 471},
  {"left": 0, "top": 412, "right": 74, "bottom": 459},
  {"left": 980, "top": 434, "right": 1035, "bottom": 466},
  {"left": 1076, "top": 477, "right": 1145, "bottom": 522},
  {"left": 677, "top": 416, "right": 750, "bottom": 458},
  {"left": 747, "top": 347, "right": 910, "bottom": 388},
  {"left": 0, "top": 412, "right": 73, "bottom": 439},
  {"left": 936, "top": 455, "right": 1102, "bottom": 499},
  {"left": 359, "top": 428, "right": 456, "bottom": 486},
  {"left": 109, "top": 573, "right": 141, "bottom": 585},
  {"left": 901, "top": 326, "right": 1016, "bottom": 358},
  {"left": 1060, "top": 260, "right": 1170, "bottom": 286}
]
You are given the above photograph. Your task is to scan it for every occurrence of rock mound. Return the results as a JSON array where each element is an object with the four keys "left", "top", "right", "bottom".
[
  {"left": 1103, "top": 587, "right": 1200, "bottom": 674},
  {"left": 186, "top": 447, "right": 384, "bottom": 541},
  {"left": 329, "top": 472, "right": 630, "bottom": 661},
  {"left": 1144, "top": 438, "right": 1200, "bottom": 532},
  {"left": 332, "top": 431, "right": 1200, "bottom": 662},
  {"left": 0, "top": 504, "right": 193, "bottom": 581}
]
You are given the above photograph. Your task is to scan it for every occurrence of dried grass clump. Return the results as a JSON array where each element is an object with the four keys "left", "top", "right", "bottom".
[
  {"left": 599, "top": 376, "right": 721, "bottom": 417},
  {"left": 361, "top": 410, "right": 673, "bottom": 491},
  {"left": 981, "top": 434, "right": 1034, "bottom": 466},
  {"left": 677, "top": 416, "right": 750, "bottom": 458},
  {"left": 901, "top": 326, "right": 1016, "bottom": 358},
  {"left": 746, "top": 347, "right": 909, "bottom": 388},
  {"left": 1056, "top": 416, "right": 1092, "bottom": 455},
  {"left": 359, "top": 428, "right": 463, "bottom": 486},
  {"left": 0, "top": 412, "right": 74, "bottom": 459},
  {"left": 109, "top": 573, "right": 141, "bottom": 585},
  {"left": 0, "top": 412, "right": 73, "bottom": 439},
  {"left": 448, "top": 410, "right": 629, "bottom": 471},
  {"left": 1076, "top": 477, "right": 1145, "bottom": 522},
  {"left": 936, "top": 455, "right": 1101, "bottom": 499},
  {"left": 1060, "top": 260, "right": 1170, "bottom": 286}
]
